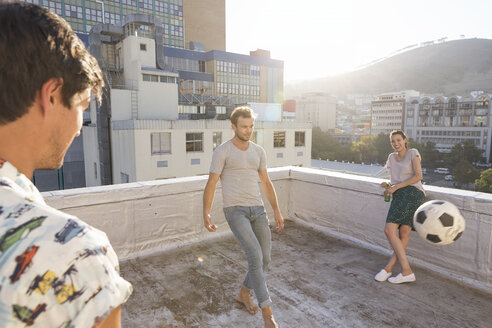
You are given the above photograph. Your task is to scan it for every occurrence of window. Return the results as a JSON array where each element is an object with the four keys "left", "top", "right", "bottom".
[
  {"left": 140, "top": 43, "right": 147, "bottom": 51},
  {"left": 295, "top": 131, "right": 305, "bottom": 147},
  {"left": 151, "top": 132, "right": 171, "bottom": 154},
  {"left": 160, "top": 76, "right": 177, "bottom": 84},
  {"left": 213, "top": 132, "right": 222, "bottom": 150},
  {"left": 186, "top": 132, "right": 203, "bottom": 152},
  {"left": 85, "top": 8, "right": 102, "bottom": 23},
  {"left": 274, "top": 131, "right": 286, "bottom": 148},
  {"left": 157, "top": 161, "right": 168, "bottom": 167},
  {"left": 143, "top": 74, "right": 159, "bottom": 82}
]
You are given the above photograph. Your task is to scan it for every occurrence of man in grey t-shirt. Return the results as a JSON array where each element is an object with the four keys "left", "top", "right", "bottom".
[{"left": 203, "top": 106, "right": 284, "bottom": 328}]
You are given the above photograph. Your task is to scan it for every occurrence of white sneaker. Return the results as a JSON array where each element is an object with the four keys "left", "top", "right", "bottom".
[
  {"left": 388, "top": 273, "right": 416, "bottom": 284},
  {"left": 374, "top": 269, "right": 392, "bottom": 282}
]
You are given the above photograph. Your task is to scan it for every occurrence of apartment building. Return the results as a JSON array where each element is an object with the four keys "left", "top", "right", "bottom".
[
  {"left": 404, "top": 94, "right": 492, "bottom": 162},
  {"left": 370, "top": 90, "right": 419, "bottom": 135}
]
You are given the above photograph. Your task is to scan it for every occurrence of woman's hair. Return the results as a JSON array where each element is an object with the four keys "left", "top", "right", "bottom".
[{"left": 390, "top": 129, "right": 408, "bottom": 149}]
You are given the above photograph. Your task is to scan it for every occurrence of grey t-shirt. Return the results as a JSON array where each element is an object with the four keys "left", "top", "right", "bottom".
[
  {"left": 209, "top": 140, "right": 267, "bottom": 208},
  {"left": 386, "top": 148, "right": 425, "bottom": 192}
]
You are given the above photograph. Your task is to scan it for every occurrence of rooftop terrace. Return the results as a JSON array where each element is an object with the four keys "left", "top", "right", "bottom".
[{"left": 44, "top": 167, "right": 492, "bottom": 327}]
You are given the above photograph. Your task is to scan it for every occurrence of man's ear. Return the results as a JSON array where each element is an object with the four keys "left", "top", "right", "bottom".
[{"left": 39, "top": 78, "right": 64, "bottom": 117}]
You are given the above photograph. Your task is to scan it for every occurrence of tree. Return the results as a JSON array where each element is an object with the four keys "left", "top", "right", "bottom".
[
  {"left": 453, "top": 160, "right": 480, "bottom": 188},
  {"left": 448, "top": 140, "right": 483, "bottom": 167},
  {"left": 342, "top": 144, "right": 361, "bottom": 162},
  {"left": 422, "top": 141, "right": 440, "bottom": 166},
  {"left": 354, "top": 137, "right": 378, "bottom": 163},
  {"left": 374, "top": 133, "right": 394, "bottom": 164},
  {"left": 408, "top": 139, "right": 424, "bottom": 156},
  {"left": 311, "top": 127, "right": 343, "bottom": 160},
  {"left": 408, "top": 139, "right": 432, "bottom": 167},
  {"left": 475, "top": 168, "right": 492, "bottom": 193}
]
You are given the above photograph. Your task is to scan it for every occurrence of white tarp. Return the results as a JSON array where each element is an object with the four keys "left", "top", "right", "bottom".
[{"left": 43, "top": 167, "right": 492, "bottom": 294}]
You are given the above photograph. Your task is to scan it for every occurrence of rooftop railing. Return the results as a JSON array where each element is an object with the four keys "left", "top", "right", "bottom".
[{"left": 43, "top": 166, "right": 492, "bottom": 294}]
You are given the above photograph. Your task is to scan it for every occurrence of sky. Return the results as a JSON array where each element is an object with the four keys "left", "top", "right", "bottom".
[{"left": 226, "top": 0, "right": 492, "bottom": 82}]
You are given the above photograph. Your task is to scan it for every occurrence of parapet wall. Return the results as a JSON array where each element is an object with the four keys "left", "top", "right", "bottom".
[
  {"left": 43, "top": 169, "right": 291, "bottom": 260},
  {"left": 43, "top": 167, "right": 492, "bottom": 294},
  {"left": 288, "top": 167, "right": 492, "bottom": 294}
]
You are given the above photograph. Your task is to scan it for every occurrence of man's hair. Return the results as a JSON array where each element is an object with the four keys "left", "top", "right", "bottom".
[
  {"left": 230, "top": 106, "right": 257, "bottom": 126},
  {"left": 390, "top": 129, "right": 408, "bottom": 149},
  {"left": 0, "top": 3, "right": 104, "bottom": 125}
]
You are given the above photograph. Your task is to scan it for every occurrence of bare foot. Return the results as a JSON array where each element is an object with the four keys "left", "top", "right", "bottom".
[
  {"left": 262, "top": 306, "right": 279, "bottom": 328},
  {"left": 263, "top": 315, "right": 279, "bottom": 328},
  {"left": 236, "top": 288, "right": 258, "bottom": 315}
]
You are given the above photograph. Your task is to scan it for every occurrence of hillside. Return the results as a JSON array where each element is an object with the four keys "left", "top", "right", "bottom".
[{"left": 285, "top": 38, "right": 492, "bottom": 98}]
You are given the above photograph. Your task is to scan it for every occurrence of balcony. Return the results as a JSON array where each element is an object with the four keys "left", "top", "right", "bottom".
[
  {"left": 476, "top": 109, "right": 489, "bottom": 116},
  {"left": 44, "top": 167, "right": 492, "bottom": 327}
]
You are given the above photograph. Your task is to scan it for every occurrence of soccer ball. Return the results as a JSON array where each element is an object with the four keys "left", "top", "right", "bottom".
[{"left": 413, "top": 200, "right": 465, "bottom": 245}]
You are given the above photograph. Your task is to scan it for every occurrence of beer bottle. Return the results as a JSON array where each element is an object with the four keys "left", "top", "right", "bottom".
[{"left": 384, "top": 182, "right": 391, "bottom": 202}]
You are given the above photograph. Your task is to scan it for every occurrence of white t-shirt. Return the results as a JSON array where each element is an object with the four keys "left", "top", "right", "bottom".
[
  {"left": 0, "top": 160, "right": 132, "bottom": 327},
  {"left": 209, "top": 140, "right": 267, "bottom": 208},
  {"left": 386, "top": 148, "right": 425, "bottom": 193}
]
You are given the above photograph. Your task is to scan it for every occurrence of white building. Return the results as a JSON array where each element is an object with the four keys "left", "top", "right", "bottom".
[
  {"left": 83, "top": 19, "right": 311, "bottom": 185},
  {"left": 370, "top": 90, "right": 420, "bottom": 135},
  {"left": 295, "top": 92, "right": 337, "bottom": 132},
  {"left": 404, "top": 94, "right": 492, "bottom": 162},
  {"left": 107, "top": 120, "right": 311, "bottom": 183}
]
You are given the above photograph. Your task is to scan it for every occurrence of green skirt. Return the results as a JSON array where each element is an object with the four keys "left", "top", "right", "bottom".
[{"left": 386, "top": 185, "right": 426, "bottom": 229}]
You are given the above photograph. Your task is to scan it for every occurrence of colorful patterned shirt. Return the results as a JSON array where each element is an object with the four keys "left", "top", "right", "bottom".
[{"left": 0, "top": 160, "right": 132, "bottom": 327}]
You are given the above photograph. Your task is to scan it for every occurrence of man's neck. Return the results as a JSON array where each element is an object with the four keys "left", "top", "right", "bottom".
[
  {"left": 0, "top": 150, "right": 35, "bottom": 180},
  {"left": 231, "top": 136, "right": 249, "bottom": 150},
  {"left": 0, "top": 120, "right": 38, "bottom": 179}
]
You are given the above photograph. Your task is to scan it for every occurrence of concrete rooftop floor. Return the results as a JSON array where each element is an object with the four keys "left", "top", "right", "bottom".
[{"left": 120, "top": 221, "right": 492, "bottom": 328}]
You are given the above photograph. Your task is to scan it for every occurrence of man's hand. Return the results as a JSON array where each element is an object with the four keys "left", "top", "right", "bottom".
[
  {"left": 274, "top": 211, "right": 284, "bottom": 232},
  {"left": 204, "top": 213, "right": 216, "bottom": 232}
]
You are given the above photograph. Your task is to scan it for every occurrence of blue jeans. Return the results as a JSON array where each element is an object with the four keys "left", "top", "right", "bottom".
[{"left": 223, "top": 205, "right": 272, "bottom": 308}]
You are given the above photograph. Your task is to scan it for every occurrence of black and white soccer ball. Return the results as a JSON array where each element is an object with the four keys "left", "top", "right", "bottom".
[{"left": 413, "top": 200, "right": 465, "bottom": 245}]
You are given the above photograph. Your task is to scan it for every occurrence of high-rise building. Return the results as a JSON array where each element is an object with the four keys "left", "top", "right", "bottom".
[{"left": 23, "top": 0, "right": 185, "bottom": 47}]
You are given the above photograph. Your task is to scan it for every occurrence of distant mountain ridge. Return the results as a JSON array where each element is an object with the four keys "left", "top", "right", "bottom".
[{"left": 285, "top": 38, "right": 492, "bottom": 98}]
